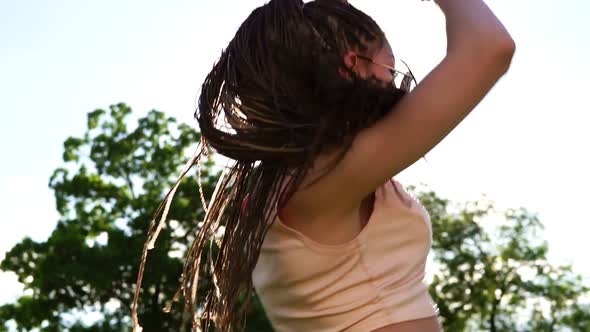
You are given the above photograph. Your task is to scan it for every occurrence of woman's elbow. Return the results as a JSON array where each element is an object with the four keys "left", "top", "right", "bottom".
[
  {"left": 490, "top": 36, "right": 516, "bottom": 73},
  {"left": 499, "top": 35, "right": 516, "bottom": 60}
]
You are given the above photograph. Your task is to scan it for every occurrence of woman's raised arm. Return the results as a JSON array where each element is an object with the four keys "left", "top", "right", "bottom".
[{"left": 292, "top": 0, "right": 516, "bottom": 217}]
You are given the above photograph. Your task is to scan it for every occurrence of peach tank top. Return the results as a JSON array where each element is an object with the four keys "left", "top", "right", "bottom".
[{"left": 252, "top": 179, "right": 438, "bottom": 332}]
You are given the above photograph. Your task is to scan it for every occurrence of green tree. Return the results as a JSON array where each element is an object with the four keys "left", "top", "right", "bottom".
[
  {"left": 414, "top": 186, "right": 590, "bottom": 332},
  {"left": 0, "top": 103, "right": 230, "bottom": 331}
]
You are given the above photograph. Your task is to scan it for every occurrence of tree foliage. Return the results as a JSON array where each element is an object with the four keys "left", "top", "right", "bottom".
[
  {"left": 1, "top": 103, "right": 588, "bottom": 331},
  {"left": 1, "top": 103, "right": 230, "bottom": 331},
  {"left": 416, "top": 187, "right": 590, "bottom": 331}
]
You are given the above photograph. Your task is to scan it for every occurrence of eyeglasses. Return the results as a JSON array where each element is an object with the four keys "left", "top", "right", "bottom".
[{"left": 357, "top": 55, "right": 417, "bottom": 93}]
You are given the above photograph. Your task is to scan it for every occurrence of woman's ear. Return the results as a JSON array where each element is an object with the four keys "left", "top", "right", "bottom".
[
  {"left": 343, "top": 51, "right": 357, "bottom": 69},
  {"left": 339, "top": 51, "right": 358, "bottom": 79}
]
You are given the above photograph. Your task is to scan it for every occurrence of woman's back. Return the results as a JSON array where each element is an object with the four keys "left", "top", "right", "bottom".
[{"left": 252, "top": 178, "right": 441, "bottom": 331}]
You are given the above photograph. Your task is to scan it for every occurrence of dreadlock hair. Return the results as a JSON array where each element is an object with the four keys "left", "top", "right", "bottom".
[{"left": 132, "top": 0, "right": 420, "bottom": 330}]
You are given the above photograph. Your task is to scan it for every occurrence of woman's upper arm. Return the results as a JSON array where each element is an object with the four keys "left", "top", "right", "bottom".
[{"left": 297, "top": 41, "right": 515, "bottom": 214}]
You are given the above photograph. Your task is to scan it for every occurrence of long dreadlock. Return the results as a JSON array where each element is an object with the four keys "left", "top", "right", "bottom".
[{"left": 132, "top": 0, "right": 416, "bottom": 330}]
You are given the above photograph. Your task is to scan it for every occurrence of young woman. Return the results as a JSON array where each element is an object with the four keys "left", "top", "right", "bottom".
[{"left": 133, "top": 0, "right": 515, "bottom": 331}]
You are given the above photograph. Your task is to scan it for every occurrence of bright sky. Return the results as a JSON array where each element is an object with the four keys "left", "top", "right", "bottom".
[{"left": 1, "top": 0, "right": 589, "bottom": 310}]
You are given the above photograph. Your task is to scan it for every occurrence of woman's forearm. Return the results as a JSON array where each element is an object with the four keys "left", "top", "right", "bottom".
[{"left": 435, "top": 0, "right": 515, "bottom": 54}]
